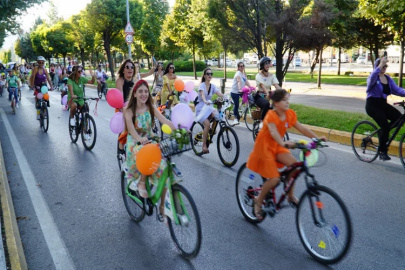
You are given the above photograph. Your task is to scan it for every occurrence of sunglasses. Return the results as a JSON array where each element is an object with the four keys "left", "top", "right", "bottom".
[
  {"left": 169, "top": 66, "right": 175, "bottom": 69},
  {"left": 38, "top": 61, "right": 44, "bottom": 64},
  {"left": 239, "top": 65, "right": 245, "bottom": 68},
  {"left": 206, "top": 73, "right": 213, "bottom": 76},
  {"left": 264, "top": 61, "right": 271, "bottom": 65},
  {"left": 77, "top": 69, "right": 82, "bottom": 73},
  {"left": 125, "top": 65, "right": 134, "bottom": 69},
  {"left": 383, "top": 65, "right": 388, "bottom": 68}
]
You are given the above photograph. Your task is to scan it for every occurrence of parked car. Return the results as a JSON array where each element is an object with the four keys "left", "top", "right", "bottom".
[
  {"left": 293, "top": 57, "right": 302, "bottom": 67},
  {"left": 356, "top": 56, "right": 366, "bottom": 64},
  {"left": 220, "top": 58, "right": 232, "bottom": 67},
  {"left": 207, "top": 58, "right": 219, "bottom": 66}
]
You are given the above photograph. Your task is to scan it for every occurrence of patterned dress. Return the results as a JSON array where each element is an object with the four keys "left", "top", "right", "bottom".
[{"left": 126, "top": 111, "right": 166, "bottom": 185}]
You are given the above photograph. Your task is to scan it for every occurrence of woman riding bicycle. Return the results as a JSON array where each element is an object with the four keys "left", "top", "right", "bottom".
[
  {"left": 366, "top": 57, "right": 405, "bottom": 161},
  {"left": 67, "top": 65, "right": 95, "bottom": 127},
  {"left": 247, "top": 89, "right": 325, "bottom": 220},
  {"left": 6, "top": 69, "right": 21, "bottom": 108},
  {"left": 160, "top": 62, "right": 179, "bottom": 109},
  {"left": 195, "top": 68, "right": 225, "bottom": 154},
  {"left": 230, "top": 61, "right": 252, "bottom": 125},
  {"left": 122, "top": 80, "right": 175, "bottom": 219},
  {"left": 255, "top": 57, "right": 281, "bottom": 121}
]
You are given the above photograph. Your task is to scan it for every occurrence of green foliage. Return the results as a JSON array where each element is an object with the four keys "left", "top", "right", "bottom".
[
  {"left": 30, "top": 24, "right": 52, "bottom": 59},
  {"left": 46, "top": 1, "right": 63, "bottom": 25},
  {"left": 163, "top": 60, "right": 206, "bottom": 72},
  {"left": 0, "top": 50, "right": 12, "bottom": 63},
  {"left": 45, "top": 22, "right": 74, "bottom": 58}
]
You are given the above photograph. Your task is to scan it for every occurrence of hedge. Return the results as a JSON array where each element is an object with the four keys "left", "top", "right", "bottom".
[{"left": 163, "top": 61, "right": 206, "bottom": 72}]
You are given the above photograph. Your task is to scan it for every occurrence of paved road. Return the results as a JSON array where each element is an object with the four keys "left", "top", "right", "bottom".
[{"left": 0, "top": 86, "right": 404, "bottom": 269}]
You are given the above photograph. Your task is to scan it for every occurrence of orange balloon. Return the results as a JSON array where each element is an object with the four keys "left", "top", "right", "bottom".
[
  {"left": 136, "top": 144, "right": 162, "bottom": 175},
  {"left": 174, "top": 79, "right": 185, "bottom": 92},
  {"left": 43, "top": 93, "right": 49, "bottom": 100}
]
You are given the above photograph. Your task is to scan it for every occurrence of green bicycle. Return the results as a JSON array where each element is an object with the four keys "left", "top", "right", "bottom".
[{"left": 121, "top": 134, "right": 202, "bottom": 259}]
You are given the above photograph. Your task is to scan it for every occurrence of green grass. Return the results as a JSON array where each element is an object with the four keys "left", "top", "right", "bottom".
[
  {"left": 290, "top": 103, "right": 405, "bottom": 141},
  {"left": 175, "top": 70, "right": 399, "bottom": 86}
]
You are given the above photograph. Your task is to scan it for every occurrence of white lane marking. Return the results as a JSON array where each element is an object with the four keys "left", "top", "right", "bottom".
[{"left": 0, "top": 109, "right": 75, "bottom": 270}]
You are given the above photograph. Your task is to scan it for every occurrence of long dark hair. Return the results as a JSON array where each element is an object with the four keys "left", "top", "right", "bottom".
[
  {"left": 68, "top": 65, "right": 81, "bottom": 81},
  {"left": 201, "top": 68, "right": 212, "bottom": 83},
  {"left": 125, "top": 80, "right": 155, "bottom": 128},
  {"left": 117, "top": 59, "right": 135, "bottom": 79},
  {"left": 163, "top": 62, "right": 175, "bottom": 75}
]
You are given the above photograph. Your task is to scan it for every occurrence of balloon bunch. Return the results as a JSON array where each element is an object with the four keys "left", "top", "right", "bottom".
[{"left": 106, "top": 89, "right": 125, "bottom": 134}]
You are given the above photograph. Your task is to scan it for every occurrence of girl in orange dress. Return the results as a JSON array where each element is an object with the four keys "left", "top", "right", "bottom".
[{"left": 246, "top": 89, "right": 326, "bottom": 220}]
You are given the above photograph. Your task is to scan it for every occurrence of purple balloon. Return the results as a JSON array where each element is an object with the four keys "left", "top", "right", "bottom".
[
  {"left": 171, "top": 103, "right": 194, "bottom": 130},
  {"left": 110, "top": 112, "right": 125, "bottom": 134},
  {"left": 184, "top": 81, "right": 195, "bottom": 93},
  {"left": 188, "top": 90, "right": 198, "bottom": 102},
  {"left": 62, "top": 95, "right": 68, "bottom": 105},
  {"left": 37, "top": 93, "right": 43, "bottom": 99}
]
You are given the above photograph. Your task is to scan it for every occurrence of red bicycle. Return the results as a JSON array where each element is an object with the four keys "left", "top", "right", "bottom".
[{"left": 235, "top": 139, "right": 352, "bottom": 264}]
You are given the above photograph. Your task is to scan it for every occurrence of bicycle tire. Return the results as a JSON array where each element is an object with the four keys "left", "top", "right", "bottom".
[
  {"left": 69, "top": 114, "right": 79, "bottom": 143},
  {"left": 243, "top": 106, "right": 255, "bottom": 131},
  {"left": 41, "top": 105, "right": 49, "bottom": 132},
  {"left": 399, "top": 133, "right": 405, "bottom": 168},
  {"left": 168, "top": 184, "right": 202, "bottom": 259},
  {"left": 217, "top": 125, "right": 240, "bottom": 167},
  {"left": 252, "top": 120, "right": 260, "bottom": 141},
  {"left": 81, "top": 114, "right": 97, "bottom": 150},
  {"left": 351, "top": 120, "right": 379, "bottom": 163},
  {"left": 296, "top": 185, "right": 352, "bottom": 264},
  {"left": 224, "top": 108, "right": 235, "bottom": 126},
  {"left": 190, "top": 122, "right": 204, "bottom": 156},
  {"left": 97, "top": 86, "right": 102, "bottom": 99},
  {"left": 121, "top": 172, "right": 145, "bottom": 222},
  {"left": 11, "top": 97, "right": 15, "bottom": 115},
  {"left": 117, "top": 139, "right": 122, "bottom": 171},
  {"left": 18, "top": 89, "right": 21, "bottom": 101},
  {"left": 235, "top": 163, "right": 266, "bottom": 224}
]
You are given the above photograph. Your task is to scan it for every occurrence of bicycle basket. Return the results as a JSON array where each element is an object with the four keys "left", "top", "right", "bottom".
[
  {"left": 159, "top": 135, "right": 192, "bottom": 157},
  {"left": 251, "top": 108, "right": 261, "bottom": 120},
  {"left": 248, "top": 94, "right": 255, "bottom": 106}
]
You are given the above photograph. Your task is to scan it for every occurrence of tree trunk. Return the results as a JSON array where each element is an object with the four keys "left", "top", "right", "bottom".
[
  {"left": 147, "top": 55, "right": 150, "bottom": 70},
  {"left": 337, "top": 46, "right": 341, "bottom": 76},
  {"left": 275, "top": 31, "right": 283, "bottom": 86},
  {"left": 223, "top": 47, "right": 227, "bottom": 81},
  {"left": 103, "top": 35, "right": 115, "bottom": 80},
  {"left": 310, "top": 48, "right": 320, "bottom": 78},
  {"left": 95, "top": 51, "right": 99, "bottom": 66},
  {"left": 113, "top": 51, "right": 117, "bottom": 69},
  {"left": 217, "top": 52, "right": 220, "bottom": 68},
  {"left": 80, "top": 48, "right": 85, "bottom": 68},
  {"left": 317, "top": 49, "right": 323, "bottom": 89},
  {"left": 63, "top": 55, "right": 66, "bottom": 67},
  {"left": 192, "top": 41, "right": 197, "bottom": 80},
  {"left": 399, "top": 35, "right": 404, "bottom": 87},
  {"left": 171, "top": 52, "right": 174, "bottom": 63}
]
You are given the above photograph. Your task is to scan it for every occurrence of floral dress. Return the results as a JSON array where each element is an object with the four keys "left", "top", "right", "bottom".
[{"left": 126, "top": 111, "right": 166, "bottom": 185}]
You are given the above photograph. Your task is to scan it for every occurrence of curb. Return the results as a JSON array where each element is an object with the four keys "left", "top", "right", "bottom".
[{"left": 0, "top": 141, "right": 27, "bottom": 270}]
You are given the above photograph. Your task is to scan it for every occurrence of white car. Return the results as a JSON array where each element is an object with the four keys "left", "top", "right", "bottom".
[
  {"left": 356, "top": 56, "right": 366, "bottom": 64},
  {"left": 293, "top": 58, "right": 302, "bottom": 67}
]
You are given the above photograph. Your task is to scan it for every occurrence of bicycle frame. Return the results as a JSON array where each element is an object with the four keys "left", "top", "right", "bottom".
[{"left": 125, "top": 159, "right": 187, "bottom": 226}]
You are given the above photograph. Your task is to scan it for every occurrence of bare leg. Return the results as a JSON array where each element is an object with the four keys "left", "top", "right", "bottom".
[
  {"left": 202, "top": 118, "right": 210, "bottom": 153},
  {"left": 277, "top": 152, "right": 298, "bottom": 203},
  {"left": 137, "top": 175, "right": 148, "bottom": 198},
  {"left": 70, "top": 102, "right": 77, "bottom": 118}
]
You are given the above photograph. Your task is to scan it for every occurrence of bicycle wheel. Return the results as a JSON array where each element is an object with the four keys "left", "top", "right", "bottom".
[
  {"left": 18, "top": 89, "right": 21, "bottom": 101},
  {"left": 41, "top": 105, "right": 49, "bottom": 132},
  {"left": 11, "top": 97, "right": 15, "bottom": 115},
  {"left": 168, "top": 184, "right": 202, "bottom": 259},
  {"left": 351, "top": 120, "right": 379, "bottom": 163},
  {"left": 97, "top": 87, "right": 102, "bottom": 99},
  {"left": 69, "top": 114, "right": 79, "bottom": 143},
  {"left": 224, "top": 108, "right": 235, "bottom": 126},
  {"left": 121, "top": 172, "right": 145, "bottom": 222},
  {"left": 399, "top": 133, "right": 405, "bottom": 168},
  {"left": 252, "top": 120, "right": 260, "bottom": 141},
  {"left": 243, "top": 106, "right": 255, "bottom": 131},
  {"left": 81, "top": 114, "right": 97, "bottom": 150},
  {"left": 235, "top": 163, "right": 266, "bottom": 223},
  {"left": 217, "top": 125, "right": 240, "bottom": 167},
  {"left": 297, "top": 185, "right": 352, "bottom": 264},
  {"left": 191, "top": 122, "right": 204, "bottom": 156}
]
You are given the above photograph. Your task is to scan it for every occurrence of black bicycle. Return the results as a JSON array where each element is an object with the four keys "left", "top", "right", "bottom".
[
  {"left": 34, "top": 86, "right": 49, "bottom": 132},
  {"left": 236, "top": 139, "right": 352, "bottom": 264},
  {"left": 252, "top": 119, "right": 289, "bottom": 142},
  {"left": 351, "top": 100, "right": 405, "bottom": 167},
  {"left": 69, "top": 97, "right": 99, "bottom": 150},
  {"left": 98, "top": 81, "right": 107, "bottom": 99}
]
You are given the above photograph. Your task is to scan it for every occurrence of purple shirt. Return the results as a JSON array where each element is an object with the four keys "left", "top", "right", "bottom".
[
  {"left": 366, "top": 67, "right": 405, "bottom": 99},
  {"left": 34, "top": 69, "right": 47, "bottom": 86}
]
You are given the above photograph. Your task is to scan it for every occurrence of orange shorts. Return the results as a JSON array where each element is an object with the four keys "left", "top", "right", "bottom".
[{"left": 246, "top": 144, "right": 290, "bottom": 179}]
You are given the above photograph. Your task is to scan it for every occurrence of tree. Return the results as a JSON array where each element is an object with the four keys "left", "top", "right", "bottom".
[
  {"left": 46, "top": 1, "right": 62, "bottom": 25},
  {"left": 70, "top": 12, "right": 95, "bottom": 67},
  {"left": 138, "top": 0, "right": 169, "bottom": 57},
  {"left": 0, "top": 50, "right": 12, "bottom": 63},
  {"left": 85, "top": 0, "right": 144, "bottom": 80},
  {"left": 45, "top": 22, "right": 75, "bottom": 66},
  {"left": 30, "top": 24, "right": 52, "bottom": 63}
]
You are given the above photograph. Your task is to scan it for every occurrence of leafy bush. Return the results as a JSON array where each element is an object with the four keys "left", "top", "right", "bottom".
[{"left": 163, "top": 61, "right": 206, "bottom": 72}]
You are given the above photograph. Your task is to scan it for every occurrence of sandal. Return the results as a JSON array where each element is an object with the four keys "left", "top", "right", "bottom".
[
  {"left": 202, "top": 146, "right": 210, "bottom": 154},
  {"left": 287, "top": 196, "right": 299, "bottom": 208},
  {"left": 158, "top": 206, "right": 168, "bottom": 226},
  {"left": 253, "top": 198, "right": 264, "bottom": 220},
  {"left": 137, "top": 181, "right": 149, "bottom": 198}
]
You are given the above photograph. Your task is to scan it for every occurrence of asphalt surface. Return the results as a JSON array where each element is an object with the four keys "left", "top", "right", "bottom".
[{"left": 0, "top": 85, "right": 404, "bottom": 269}]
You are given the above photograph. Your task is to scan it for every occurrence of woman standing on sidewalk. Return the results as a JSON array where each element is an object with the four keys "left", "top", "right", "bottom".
[
  {"left": 365, "top": 57, "right": 405, "bottom": 161},
  {"left": 230, "top": 61, "right": 252, "bottom": 125},
  {"left": 160, "top": 62, "right": 178, "bottom": 108},
  {"left": 255, "top": 57, "right": 281, "bottom": 120}
]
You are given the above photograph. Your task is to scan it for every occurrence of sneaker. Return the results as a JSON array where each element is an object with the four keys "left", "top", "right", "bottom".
[
  {"left": 70, "top": 118, "right": 76, "bottom": 126},
  {"left": 232, "top": 119, "right": 239, "bottom": 125},
  {"left": 379, "top": 152, "right": 391, "bottom": 161},
  {"left": 16, "top": 103, "right": 19, "bottom": 108},
  {"left": 36, "top": 114, "right": 40, "bottom": 120},
  {"left": 84, "top": 134, "right": 91, "bottom": 141}
]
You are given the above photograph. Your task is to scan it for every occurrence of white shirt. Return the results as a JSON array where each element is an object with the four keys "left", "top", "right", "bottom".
[
  {"left": 255, "top": 73, "right": 279, "bottom": 92},
  {"left": 96, "top": 70, "right": 105, "bottom": 79},
  {"left": 231, "top": 71, "right": 247, "bottom": 93}
]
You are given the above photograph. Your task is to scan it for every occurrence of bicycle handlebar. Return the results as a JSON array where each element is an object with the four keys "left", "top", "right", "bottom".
[
  {"left": 393, "top": 100, "right": 405, "bottom": 107},
  {"left": 293, "top": 138, "right": 328, "bottom": 150}
]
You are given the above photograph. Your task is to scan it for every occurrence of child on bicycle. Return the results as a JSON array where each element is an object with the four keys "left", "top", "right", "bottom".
[
  {"left": 247, "top": 89, "right": 325, "bottom": 220},
  {"left": 122, "top": 80, "right": 175, "bottom": 219}
]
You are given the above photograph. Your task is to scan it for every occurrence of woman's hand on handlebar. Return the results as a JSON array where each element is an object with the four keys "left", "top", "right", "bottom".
[
  {"left": 317, "top": 136, "right": 327, "bottom": 142},
  {"left": 72, "top": 95, "right": 77, "bottom": 99},
  {"left": 139, "top": 137, "right": 149, "bottom": 145},
  {"left": 284, "top": 141, "right": 296, "bottom": 149}
]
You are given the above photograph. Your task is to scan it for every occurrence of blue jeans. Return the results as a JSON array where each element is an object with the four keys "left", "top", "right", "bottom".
[
  {"left": 8, "top": 87, "right": 18, "bottom": 104},
  {"left": 231, "top": 92, "right": 241, "bottom": 120}
]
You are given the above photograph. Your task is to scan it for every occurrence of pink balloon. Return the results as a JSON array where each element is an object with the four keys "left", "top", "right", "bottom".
[
  {"left": 171, "top": 103, "right": 194, "bottom": 130},
  {"left": 188, "top": 90, "right": 198, "bottom": 102},
  {"left": 37, "top": 93, "right": 43, "bottom": 99},
  {"left": 184, "top": 81, "right": 195, "bottom": 93},
  {"left": 62, "top": 95, "right": 68, "bottom": 105},
  {"left": 106, "top": 88, "right": 124, "bottom": 109},
  {"left": 110, "top": 112, "right": 125, "bottom": 134}
]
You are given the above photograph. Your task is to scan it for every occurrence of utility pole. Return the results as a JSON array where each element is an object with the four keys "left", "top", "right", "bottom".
[{"left": 126, "top": 0, "right": 131, "bottom": 59}]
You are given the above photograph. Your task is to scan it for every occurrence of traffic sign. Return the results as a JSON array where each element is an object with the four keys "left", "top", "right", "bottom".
[
  {"left": 124, "top": 22, "right": 134, "bottom": 34},
  {"left": 125, "top": 34, "right": 134, "bottom": 44}
]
